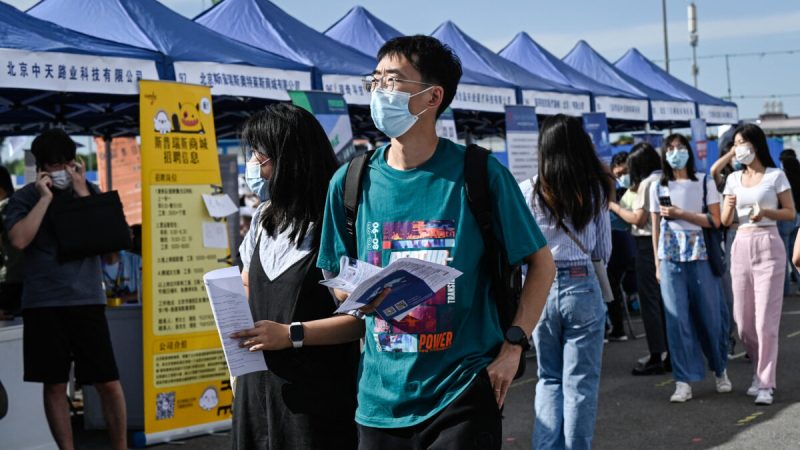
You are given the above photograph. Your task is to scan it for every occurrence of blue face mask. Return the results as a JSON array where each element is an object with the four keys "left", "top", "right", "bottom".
[
  {"left": 245, "top": 162, "right": 269, "bottom": 202},
  {"left": 370, "top": 87, "right": 432, "bottom": 138},
  {"left": 666, "top": 149, "right": 690, "bottom": 170},
  {"left": 618, "top": 174, "right": 631, "bottom": 189}
]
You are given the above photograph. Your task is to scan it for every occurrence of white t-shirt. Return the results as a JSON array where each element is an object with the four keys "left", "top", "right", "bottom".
[
  {"left": 723, "top": 168, "right": 791, "bottom": 229},
  {"left": 648, "top": 173, "right": 719, "bottom": 231},
  {"left": 630, "top": 172, "right": 661, "bottom": 236}
]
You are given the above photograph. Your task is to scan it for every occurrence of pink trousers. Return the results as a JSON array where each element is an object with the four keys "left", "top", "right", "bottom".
[{"left": 730, "top": 227, "right": 784, "bottom": 389}]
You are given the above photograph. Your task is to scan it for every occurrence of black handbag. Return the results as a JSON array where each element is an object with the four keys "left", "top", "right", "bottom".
[
  {"left": 702, "top": 174, "right": 724, "bottom": 277},
  {"left": 50, "top": 189, "right": 132, "bottom": 262}
]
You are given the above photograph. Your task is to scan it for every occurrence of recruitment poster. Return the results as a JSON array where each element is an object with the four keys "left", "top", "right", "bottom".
[
  {"left": 289, "top": 90, "right": 356, "bottom": 162},
  {"left": 138, "top": 80, "right": 231, "bottom": 446},
  {"left": 504, "top": 105, "right": 539, "bottom": 182},
  {"left": 582, "top": 112, "right": 612, "bottom": 165}
]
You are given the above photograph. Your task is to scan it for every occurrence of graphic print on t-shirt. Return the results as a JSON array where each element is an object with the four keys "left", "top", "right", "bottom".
[{"left": 366, "top": 220, "right": 457, "bottom": 353}]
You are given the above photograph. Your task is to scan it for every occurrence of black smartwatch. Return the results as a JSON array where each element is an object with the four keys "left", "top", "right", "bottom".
[
  {"left": 289, "top": 322, "right": 304, "bottom": 349},
  {"left": 504, "top": 326, "right": 531, "bottom": 351}
]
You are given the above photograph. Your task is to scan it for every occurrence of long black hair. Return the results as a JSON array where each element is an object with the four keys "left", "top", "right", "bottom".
[
  {"left": 534, "top": 114, "right": 612, "bottom": 231},
  {"left": 734, "top": 123, "right": 776, "bottom": 168},
  {"left": 660, "top": 134, "right": 697, "bottom": 186},
  {"left": 240, "top": 103, "right": 339, "bottom": 247},
  {"left": 627, "top": 142, "right": 661, "bottom": 192},
  {"left": 780, "top": 152, "right": 800, "bottom": 208}
]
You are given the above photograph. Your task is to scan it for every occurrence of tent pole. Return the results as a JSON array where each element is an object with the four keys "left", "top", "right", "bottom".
[
  {"left": 662, "top": 0, "right": 670, "bottom": 73},
  {"left": 104, "top": 134, "right": 113, "bottom": 192}
]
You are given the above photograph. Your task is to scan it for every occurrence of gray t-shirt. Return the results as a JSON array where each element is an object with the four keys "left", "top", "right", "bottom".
[{"left": 4, "top": 183, "right": 105, "bottom": 309}]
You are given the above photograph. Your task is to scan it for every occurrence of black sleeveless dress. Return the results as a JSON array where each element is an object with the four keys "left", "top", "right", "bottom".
[{"left": 232, "top": 233, "right": 359, "bottom": 449}]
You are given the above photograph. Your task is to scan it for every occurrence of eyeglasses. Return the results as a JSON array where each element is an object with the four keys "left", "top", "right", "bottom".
[{"left": 362, "top": 75, "right": 434, "bottom": 93}]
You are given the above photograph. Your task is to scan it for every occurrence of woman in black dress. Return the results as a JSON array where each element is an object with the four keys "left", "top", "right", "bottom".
[{"left": 231, "top": 103, "right": 359, "bottom": 449}]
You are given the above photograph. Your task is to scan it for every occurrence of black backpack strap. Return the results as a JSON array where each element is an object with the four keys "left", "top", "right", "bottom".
[
  {"left": 465, "top": 144, "right": 525, "bottom": 378},
  {"left": 464, "top": 144, "right": 493, "bottom": 248},
  {"left": 342, "top": 150, "right": 375, "bottom": 258},
  {"left": 465, "top": 144, "right": 514, "bottom": 326}
]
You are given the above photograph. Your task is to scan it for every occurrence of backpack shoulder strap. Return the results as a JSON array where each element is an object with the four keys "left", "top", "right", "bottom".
[
  {"left": 464, "top": 144, "right": 492, "bottom": 242},
  {"left": 342, "top": 150, "right": 375, "bottom": 257}
]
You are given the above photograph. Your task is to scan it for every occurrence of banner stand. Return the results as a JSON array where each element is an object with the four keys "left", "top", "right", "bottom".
[
  {"left": 582, "top": 112, "right": 612, "bottom": 165},
  {"left": 504, "top": 105, "right": 539, "bottom": 182},
  {"left": 139, "top": 80, "right": 232, "bottom": 445}
]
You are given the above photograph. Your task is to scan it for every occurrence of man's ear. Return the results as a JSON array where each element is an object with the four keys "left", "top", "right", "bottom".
[{"left": 428, "top": 86, "right": 445, "bottom": 110}]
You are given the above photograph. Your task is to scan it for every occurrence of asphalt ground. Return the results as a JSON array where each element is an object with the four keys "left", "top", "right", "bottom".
[{"left": 74, "top": 293, "right": 800, "bottom": 450}]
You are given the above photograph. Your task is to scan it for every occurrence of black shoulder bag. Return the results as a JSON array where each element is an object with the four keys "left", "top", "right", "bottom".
[
  {"left": 49, "top": 185, "right": 132, "bottom": 262},
  {"left": 702, "top": 174, "right": 724, "bottom": 277}
]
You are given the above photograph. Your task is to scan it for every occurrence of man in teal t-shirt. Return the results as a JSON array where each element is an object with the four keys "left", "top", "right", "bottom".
[{"left": 317, "top": 36, "right": 556, "bottom": 449}]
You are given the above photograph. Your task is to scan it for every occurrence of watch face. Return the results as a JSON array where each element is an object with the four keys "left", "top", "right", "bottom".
[
  {"left": 506, "top": 326, "right": 525, "bottom": 344},
  {"left": 290, "top": 324, "right": 304, "bottom": 341}
]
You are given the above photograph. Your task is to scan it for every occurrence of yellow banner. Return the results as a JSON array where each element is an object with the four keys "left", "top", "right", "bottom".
[{"left": 139, "top": 81, "right": 232, "bottom": 441}]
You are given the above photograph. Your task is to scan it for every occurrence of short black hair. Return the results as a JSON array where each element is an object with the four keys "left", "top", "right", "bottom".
[
  {"left": 130, "top": 224, "right": 142, "bottom": 256},
  {"left": 611, "top": 151, "right": 628, "bottom": 169},
  {"left": 0, "top": 165, "right": 13, "bottom": 196},
  {"left": 377, "top": 35, "right": 463, "bottom": 118},
  {"left": 31, "top": 129, "right": 76, "bottom": 169},
  {"left": 780, "top": 148, "right": 796, "bottom": 163}
]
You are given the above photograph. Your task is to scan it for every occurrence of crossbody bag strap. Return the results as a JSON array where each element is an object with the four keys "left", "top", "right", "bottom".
[
  {"left": 558, "top": 218, "right": 591, "bottom": 257},
  {"left": 702, "top": 173, "right": 715, "bottom": 227},
  {"left": 533, "top": 178, "right": 592, "bottom": 258}
]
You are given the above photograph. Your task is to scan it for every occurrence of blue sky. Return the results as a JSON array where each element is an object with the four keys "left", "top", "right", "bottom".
[{"left": 7, "top": 0, "right": 800, "bottom": 120}]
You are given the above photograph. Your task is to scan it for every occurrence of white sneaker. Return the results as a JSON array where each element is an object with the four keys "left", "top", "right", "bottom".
[
  {"left": 755, "top": 388, "right": 773, "bottom": 405},
  {"left": 670, "top": 381, "right": 692, "bottom": 403},
  {"left": 746, "top": 377, "right": 759, "bottom": 397},
  {"left": 715, "top": 370, "right": 733, "bottom": 393}
]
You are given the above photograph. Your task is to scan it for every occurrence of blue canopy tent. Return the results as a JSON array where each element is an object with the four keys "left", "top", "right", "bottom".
[
  {"left": 325, "top": 6, "right": 517, "bottom": 108},
  {"left": 195, "top": 0, "right": 376, "bottom": 107},
  {"left": 563, "top": 40, "right": 697, "bottom": 128},
  {"left": 432, "top": 21, "right": 590, "bottom": 118},
  {"left": 324, "top": 6, "right": 399, "bottom": 60},
  {"left": 499, "top": 32, "right": 649, "bottom": 130},
  {"left": 28, "top": 0, "right": 314, "bottom": 137},
  {"left": 614, "top": 48, "right": 738, "bottom": 125},
  {"left": 323, "top": 6, "right": 518, "bottom": 137},
  {"left": 0, "top": 1, "right": 163, "bottom": 136}
]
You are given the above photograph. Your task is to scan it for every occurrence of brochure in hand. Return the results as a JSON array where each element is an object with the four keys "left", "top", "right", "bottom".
[{"left": 322, "top": 256, "right": 462, "bottom": 321}]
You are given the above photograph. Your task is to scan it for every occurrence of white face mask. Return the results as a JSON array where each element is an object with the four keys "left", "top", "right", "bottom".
[
  {"left": 49, "top": 170, "right": 72, "bottom": 190},
  {"left": 735, "top": 145, "right": 756, "bottom": 166}
]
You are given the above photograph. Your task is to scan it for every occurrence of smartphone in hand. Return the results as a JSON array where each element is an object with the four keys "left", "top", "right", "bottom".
[{"left": 659, "top": 196, "right": 673, "bottom": 220}]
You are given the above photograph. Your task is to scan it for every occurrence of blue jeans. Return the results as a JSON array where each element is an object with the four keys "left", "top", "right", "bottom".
[
  {"left": 721, "top": 228, "right": 736, "bottom": 339},
  {"left": 533, "top": 264, "right": 605, "bottom": 450},
  {"left": 659, "top": 260, "right": 728, "bottom": 382}
]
